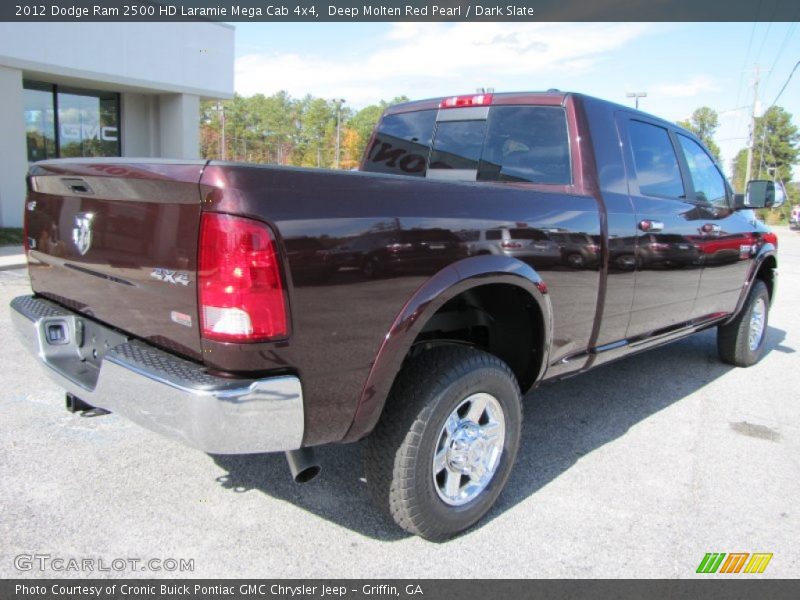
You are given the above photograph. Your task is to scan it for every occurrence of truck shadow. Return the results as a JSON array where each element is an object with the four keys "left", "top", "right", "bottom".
[{"left": 210, "top": 325, "right": 787, "bottom": 542}]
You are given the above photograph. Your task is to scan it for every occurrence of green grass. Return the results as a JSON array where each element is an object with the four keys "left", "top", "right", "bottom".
[{"left": 0, "top": 228, "right": 24, "bottom": 246}]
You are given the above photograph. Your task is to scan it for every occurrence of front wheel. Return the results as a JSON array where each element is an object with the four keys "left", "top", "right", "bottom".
[
  {"left": 365, "top": 346, "right": 522, "bottom": 541},
  {"left": 362, "top": 256, "right": 381, "bottom": 278},
  {"left": 717, "top": 279, "right": 770, "bottom": 367}
]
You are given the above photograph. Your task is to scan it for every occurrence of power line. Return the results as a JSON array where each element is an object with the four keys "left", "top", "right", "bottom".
[
  {"left": 770, "top": 59, "right": 800, "bottom": 108},
  {"left": 733, "top": 17, "right": 761, "bottom": 137},
  {"left": 754, "top": 22, "right": 774, "bottom": 68},
  {"left": 748, "top": 58, "right": 800, "bottom": 187},
  {"left": 764, "top": 20, "right": 799, "bottom": 90},
  {"left": 754, "top": 0, "right": 785, "bottom": 73}
]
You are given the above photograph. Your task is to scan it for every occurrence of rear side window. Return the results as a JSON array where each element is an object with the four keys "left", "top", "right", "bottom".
[
  {"left": 363, "top": 105, "right": 571, "bottom": 184},
  {"left": 478, "top": 106, "right": 571, "bottom": 184},
  {"left": 628, "top": 120, "right": 685, "bottom": 199},
  {"left": 363, "top": 110, "right": 437, "bottom": 177},
  {"left": 509, "top": 228, "right": 548, "bottom": 240}
]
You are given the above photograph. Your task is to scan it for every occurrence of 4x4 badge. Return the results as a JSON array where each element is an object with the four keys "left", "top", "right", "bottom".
[
  {"left": 151, "top": 268, "right": 191, "bottom": 286},
  {"left": 72, "top": 212, "right": 94, "bottom": 256}
]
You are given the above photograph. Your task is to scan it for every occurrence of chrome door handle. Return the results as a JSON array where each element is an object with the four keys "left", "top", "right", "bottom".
[
  {"left": 638, "top": 220, "right": 664, "bottom": 232},
  {"left": 701, "top": 223, "right": 721, "bottom": 234}
]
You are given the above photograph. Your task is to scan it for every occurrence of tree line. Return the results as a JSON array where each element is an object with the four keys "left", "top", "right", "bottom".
[
  {"left": 678, "top": 104, "right": 799, "bottom": 223},
  {"left": 200, "top": 92, "right": 407, "bottom": 170},
  {"left": 199, "top": 92, "right": 799, "bottom": 222}
]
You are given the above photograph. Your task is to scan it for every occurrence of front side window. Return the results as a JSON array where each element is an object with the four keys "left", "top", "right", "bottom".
[
  {"left": 677, "top": 135, "right": 728, "bottom": 207},
  {"left": 628, "top": 120, "right": 685, "bottom": 199}
]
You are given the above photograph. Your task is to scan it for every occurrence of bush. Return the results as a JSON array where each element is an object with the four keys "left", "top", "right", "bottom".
[{"left": 0, "top": 228, "right": 23, "bottom": 245}]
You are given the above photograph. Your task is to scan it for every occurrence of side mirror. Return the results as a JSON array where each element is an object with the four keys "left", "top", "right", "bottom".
[{"left": 736, "top": 180, "right": 775, "bottom": 209}]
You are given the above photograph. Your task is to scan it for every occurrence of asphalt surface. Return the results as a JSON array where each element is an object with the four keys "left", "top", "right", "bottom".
[{"left": 1, "top": 227, "right": 798, "bottom": 578}]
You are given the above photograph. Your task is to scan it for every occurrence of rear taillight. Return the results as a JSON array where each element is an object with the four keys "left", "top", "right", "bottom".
[
  {"left": 439, "top": 93, "right": 493, "bottom": 109},
  {"left": 762, "top": 231, "right": 778, "bottom": 247},
  {"left": 198, "top": 213, "right": 288, "bottom": 342}
]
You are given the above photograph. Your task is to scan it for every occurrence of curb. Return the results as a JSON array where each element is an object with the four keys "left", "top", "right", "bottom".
[{"left": 0, "top": 255, "right": 26, "bottom": 271}]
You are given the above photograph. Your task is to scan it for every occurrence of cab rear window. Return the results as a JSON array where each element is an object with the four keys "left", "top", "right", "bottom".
[
  {"left": 362, "top": 110, "right": 436, "bottom": 177},
  {"left": 363, "top": 105, "right": 571, "bottom": 185}
]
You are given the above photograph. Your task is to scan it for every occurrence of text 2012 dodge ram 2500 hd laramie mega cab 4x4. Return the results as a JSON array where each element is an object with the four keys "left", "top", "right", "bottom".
[{"left": 12, "top": 92, "right": 779, "bottom": 540}]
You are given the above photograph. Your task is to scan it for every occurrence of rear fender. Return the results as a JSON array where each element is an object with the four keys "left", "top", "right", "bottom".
[{"left": 341, "top": 255, "right": 552, "bottom": 442}]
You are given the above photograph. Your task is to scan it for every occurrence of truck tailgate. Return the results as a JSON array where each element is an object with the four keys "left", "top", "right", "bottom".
[{"left": 25, "top": 160, "right": 207, "bottom": 360}]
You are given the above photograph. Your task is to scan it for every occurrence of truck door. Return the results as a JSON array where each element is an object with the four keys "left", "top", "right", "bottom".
[
  {"left": 674, "top": 133, "right": 755, "bottom": 318},
  {"left": 618, "top": 115, "right": 703, "bottom": 337}
]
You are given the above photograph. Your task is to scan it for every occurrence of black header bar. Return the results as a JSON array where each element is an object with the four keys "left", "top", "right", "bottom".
[{"left": 3, "top": 0, "right": 800, "bottom": 22}]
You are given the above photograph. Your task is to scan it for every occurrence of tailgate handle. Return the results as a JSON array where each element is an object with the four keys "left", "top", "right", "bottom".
[{"left": 62, "top": 178, "right": 93, "bottom": 195}]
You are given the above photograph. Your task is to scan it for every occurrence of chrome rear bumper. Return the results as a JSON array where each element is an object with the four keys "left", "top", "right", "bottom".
[{"left": 10, "top": 295, "right": 304, "bottom": 454}]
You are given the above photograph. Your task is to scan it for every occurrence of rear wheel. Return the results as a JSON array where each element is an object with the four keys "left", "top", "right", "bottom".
[
  {"left": 717, "top": 279, "right": 769, "bottom": 367},
  {"left": 365, "top": 346, "right": 522, "bottom": 541},
  {"left": 566, "top": 253, "right": 585, "bottom": 268},
  {"left": 614, "top": 253, "right": 637, "bottom": 270}
]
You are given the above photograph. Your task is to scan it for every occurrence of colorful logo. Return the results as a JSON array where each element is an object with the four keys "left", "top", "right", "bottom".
[{"left": 696, "top": 552, "right": 773, "bottom": 574}]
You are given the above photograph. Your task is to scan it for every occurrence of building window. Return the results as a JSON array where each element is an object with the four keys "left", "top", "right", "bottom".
[
  {"left": 23, "top": 81, "right": 121, "bottom": 162},
  {"left": 24, "top": 82, "right": 56, "bottom": 162}
]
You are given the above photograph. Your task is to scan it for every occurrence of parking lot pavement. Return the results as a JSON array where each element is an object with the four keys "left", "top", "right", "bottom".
[{"left": 1, "top": 228, "right": 798, "bottom": 579}]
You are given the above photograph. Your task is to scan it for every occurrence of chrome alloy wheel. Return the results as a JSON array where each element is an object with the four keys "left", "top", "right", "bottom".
[
  {"left": 748, "top": 297, "right": 767, "bottom": 352},
  {"left": 432, "top": 393, "right": 506, "bottom": 506}
]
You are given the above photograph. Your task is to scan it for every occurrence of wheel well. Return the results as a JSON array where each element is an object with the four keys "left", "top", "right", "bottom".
[
  {"left": 409, "top": 283, "right": 545, "bottom": 391},
  {"left": 755, "top": 256, "right": 776, "bottom": 302}
]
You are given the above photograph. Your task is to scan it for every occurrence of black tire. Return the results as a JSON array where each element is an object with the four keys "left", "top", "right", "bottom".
[
  {"left": 365, "top": 346, "right": 522, "bottom": 541},
  {"left": 614, "top": 253, "right": 637, "bottom": 271},
  {"left": 362, "top": 256, "right": 381, "bottom": 278},
  {"left": 566, "top": 253, "right": 585, "bottom": 268},
  {"left": 717, "top": 280, "right": 770, "bottom": 367}
]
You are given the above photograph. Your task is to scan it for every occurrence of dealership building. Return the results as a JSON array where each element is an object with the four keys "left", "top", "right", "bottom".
[{"left": 0, "top": 22, "right": 235, "bottom": 227}]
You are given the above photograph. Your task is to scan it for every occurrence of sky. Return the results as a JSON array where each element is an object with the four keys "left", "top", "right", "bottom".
[{"left": 232, "top": 22, "right": 800, "bottom": 179}]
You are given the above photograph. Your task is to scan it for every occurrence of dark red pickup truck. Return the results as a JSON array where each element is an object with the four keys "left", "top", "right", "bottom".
[{"left": 11, "top": 91, "right": 779, "bottom": 540}]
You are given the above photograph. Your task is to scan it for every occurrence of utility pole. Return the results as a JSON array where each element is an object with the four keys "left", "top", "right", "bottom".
[
  {"left": 216, "top": 102, "right": 227, "bottom": 161},
  {"left": 333, "top": 98, "right": 345, "bottom": 169},
  {"left": 744, "top": 65, "right": 760, "bottom": 184}
]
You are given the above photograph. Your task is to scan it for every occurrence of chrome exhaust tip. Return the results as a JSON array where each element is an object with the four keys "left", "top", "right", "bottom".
[
  {"left": 66, "top": 393, "right": 93, "bottom": 413},
  {"left": 285, "top": 448, "right": 321, "bottom": 483}
]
